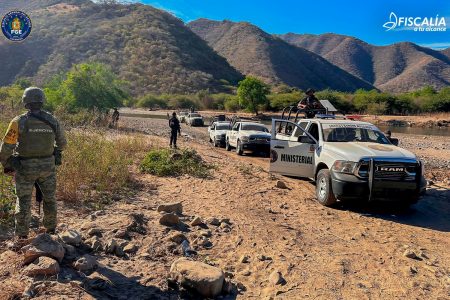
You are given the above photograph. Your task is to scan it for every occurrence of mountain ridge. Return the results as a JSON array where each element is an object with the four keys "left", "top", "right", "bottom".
[
  {"left": 188, "top": 19, "right": 374, "bottom": 92},
  {"left": 0, "top": 1, "right": 243, "bottom": 95},
  {"left": 277, "top": 32, "right": 450, "bottom": 92}
]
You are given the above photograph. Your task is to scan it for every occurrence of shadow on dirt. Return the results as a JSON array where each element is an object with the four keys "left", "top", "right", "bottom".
[
  {"left": 80, "top": 266, "right": 175, "bottom": 299},
  {"left": 335, "top": 186, "right": 450, "bottom": 232}
]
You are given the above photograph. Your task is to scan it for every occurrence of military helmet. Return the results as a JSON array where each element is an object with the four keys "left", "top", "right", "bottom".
[
  {"left": 22, "top": 87, "right": 46, "bottom": 106},
  {"left": 306, "top": 88, "right": 315, "bottom": 94}
]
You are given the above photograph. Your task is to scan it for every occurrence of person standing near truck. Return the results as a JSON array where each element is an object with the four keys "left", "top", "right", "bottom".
[
  {"left": 297, "top": 88, "right": 323, "bottom": 118},
  {"left": 169, "top": 112, "right": 181, "bottom": 148}
]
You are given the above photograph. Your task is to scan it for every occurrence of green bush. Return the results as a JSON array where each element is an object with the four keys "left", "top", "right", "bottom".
[
  {"left": 137, "top": 94, "right": 168, "bottom": 109},
  {"left": 140, "top": 149, "right": 213, "bottom": 178},
  {"left": 44, "top": 63, "right": 128, "bottom": 113},
  {"left": 268, "top": 91, "right": 301, "bottom": 110},
  {"left": 224, "top": 95, "right": 240, "bottom": 112}
]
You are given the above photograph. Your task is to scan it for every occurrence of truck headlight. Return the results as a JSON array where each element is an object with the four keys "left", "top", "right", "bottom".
[
  {"left": 241, "top": 136, "right": 249, "bottom": 142},
  {"left": 332, "top": 160, "right": 358, "bottom": 174}
]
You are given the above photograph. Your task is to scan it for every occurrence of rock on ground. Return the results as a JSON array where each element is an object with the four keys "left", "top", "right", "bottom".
[
  {"left": 157, "top": 202, "right": 183, "bottom": 215},
  {"left": 22, "top": 233, "right": 65, "bottom": 264},
  {"left": 191, "top": 216, "right": 203, "bottom": 226},
  {"left": 123, "top": 243, "right": 138, "bottom": 254},
  {"left": 276, "top": 180, "right": 288, "bottom": 189},
  {"left": 24, "top": 256, "right": 60, "bottom": 277},
  {"left": 159, "top": 213, "right": 180, "bottom": 226},
  {"left": 206, "top": 217, "right": 221, "bottom": 226},
  {"left": 170, "top": 258, "right": 224, "bottom": 298},
  {"left": 169, "top": 232, "right": 187, "bottom": 244},
  {"left": 268, "top": 271, "right": 285, "bottom": 285},
  {"left": 74, "top": 254, "right": 98, "bottom": 272},
  {"left": 60, "top": 230, "right": 82, "bottom": 246}
]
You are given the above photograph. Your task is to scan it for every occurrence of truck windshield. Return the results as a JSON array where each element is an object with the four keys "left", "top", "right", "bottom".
[
  {"left": 189, "top": 113, "right": 201, "bottom": 117},
  {"left": 323, "top": 126, "right": 390, "bottom": 144},
  {"left": 242, "top": 124, "right": 269, "bottom": 132},
  {"left": 216, "top": 124, "right": 230, "bottom": 130}
]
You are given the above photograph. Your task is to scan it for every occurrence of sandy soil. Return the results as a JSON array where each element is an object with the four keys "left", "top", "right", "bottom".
[{"left": 0, "top": 116, "right": 449, "bottom": 299}]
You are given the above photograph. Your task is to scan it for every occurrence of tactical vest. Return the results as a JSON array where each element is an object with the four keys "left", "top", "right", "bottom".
[{"left": 17, "top": 112, "right": 57, "bottom": 158}]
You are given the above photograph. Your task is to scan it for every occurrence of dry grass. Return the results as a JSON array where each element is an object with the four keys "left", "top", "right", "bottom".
[
  {"left": 0, "top": 125, "right": 151, "bottom": 222},
  {"left": 57, "top": 130, "right": 150, "bottom": 203}
]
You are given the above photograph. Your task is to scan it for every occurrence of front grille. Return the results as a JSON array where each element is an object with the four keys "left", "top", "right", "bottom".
[
  {"left": 249, "top": 137, "right": 270, "bottom": 144},
  {"left": 357, "top": 159, "right": 419, "bottom": 180}
]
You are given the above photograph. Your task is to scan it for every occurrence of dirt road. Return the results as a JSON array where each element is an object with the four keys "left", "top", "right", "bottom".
[
  {"left": 0, "top": 116, "right": 448, "bottom": 299},
  {"left": 119, "top": 116, "right": 450, "bottom": 299}
]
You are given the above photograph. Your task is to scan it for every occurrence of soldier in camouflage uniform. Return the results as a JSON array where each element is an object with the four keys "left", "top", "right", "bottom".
[{"left": 0, "top": 87, "right": 67, "bottom": 238}]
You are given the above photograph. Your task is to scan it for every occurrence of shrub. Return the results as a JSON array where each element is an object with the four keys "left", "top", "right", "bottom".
[
  {"left": 44, "top": 62, "right": 128, "bottom": 112},
  {"left": 268, "top": 92, "right": 301, "bottom": 110},
  {"left": 224, "top": 95, "right": 240, "bottom": 112},
  {"left": 57, "top": 131, "right": 149, "bottom": 203},
  {"left": 140, "top": 149, "right": 213, "bottom": 178},
  {"left": 137, "top": 94, "right": 168, "bottom": 109}
]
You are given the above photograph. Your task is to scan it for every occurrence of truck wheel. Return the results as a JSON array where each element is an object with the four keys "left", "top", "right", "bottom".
[
  {"left": 316, "top": 169, "right": 337, "bottom": 206},
  {"left": 225, "top": 139, "right": 232, "bottom": 151},
  {"left": 236, "top": 140, "right": 243, "bottom": 155},
  {"left": 209, "top": 137, "right": 213, "bottom": 143},
  {"left": 214, "top": 139, "right": 219, "bottom": 147}
]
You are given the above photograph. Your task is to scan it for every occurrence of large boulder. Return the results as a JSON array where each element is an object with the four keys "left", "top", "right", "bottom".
[
  {"left": 24, "top": 256, "right": 60, "bottom": 277},
  {"left": 170, "top": 258, "right": 224, "bottom": 298},
  {"left": 157, "top": 202, "right": 183, "bottom": 215},
  {"left": 22, "top": 233, "right": 65, "bottom": 264}
]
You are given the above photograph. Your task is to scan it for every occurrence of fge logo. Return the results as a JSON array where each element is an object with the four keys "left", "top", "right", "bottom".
[{"left": 1, "top": 11, "right": 32, "bottom": 42}]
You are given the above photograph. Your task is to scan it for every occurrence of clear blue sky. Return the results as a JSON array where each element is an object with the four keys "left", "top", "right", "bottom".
[{"left": 141, "top": 0, "right": 450, "bottom": 49}]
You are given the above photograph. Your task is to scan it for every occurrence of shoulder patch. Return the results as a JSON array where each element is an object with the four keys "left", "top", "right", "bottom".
[{"left": 3, "top": 119, "right": 19, "bottom": 144}]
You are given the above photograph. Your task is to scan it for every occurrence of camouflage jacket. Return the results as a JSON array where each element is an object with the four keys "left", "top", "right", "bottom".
[{"left": 0, "top": 110, "right": 67, "bottom": 166}]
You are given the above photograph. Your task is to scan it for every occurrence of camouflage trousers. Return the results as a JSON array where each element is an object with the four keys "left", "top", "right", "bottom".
[{"left": 14, "top": 157, "right": 57, "bottom": 237}]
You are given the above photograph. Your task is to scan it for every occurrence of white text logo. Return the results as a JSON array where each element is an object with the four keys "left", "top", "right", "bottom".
[{"left": 383, "top": 12, "right": 447, "bottom": 32}]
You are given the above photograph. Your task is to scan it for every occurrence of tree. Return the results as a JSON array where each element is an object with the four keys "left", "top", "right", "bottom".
[
  {"left": 45, "top": 63, "right": 128, "bottom": 112},
  {"left": 237, "top": 76, "right": 270, "bottom": 115}
]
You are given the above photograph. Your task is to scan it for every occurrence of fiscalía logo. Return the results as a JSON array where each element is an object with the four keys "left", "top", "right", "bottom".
[
  {"left": 1, "top": 11, "right": 32, "bottom": 41},
  {"left": 383, "top": 12, "right": 447, "bottom": 32}
]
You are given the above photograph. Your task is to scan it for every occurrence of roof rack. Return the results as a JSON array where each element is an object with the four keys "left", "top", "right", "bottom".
[
  {"left": 230, "top": 115, "right": 260, "bottom": 128},
  {"left": 280, "top": 106, "right": 328, "bottom": 123}
]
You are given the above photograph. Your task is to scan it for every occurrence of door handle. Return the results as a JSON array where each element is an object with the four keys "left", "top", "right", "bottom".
[{"left": 274, "top": 146, "right": 284, "bottom": 149}]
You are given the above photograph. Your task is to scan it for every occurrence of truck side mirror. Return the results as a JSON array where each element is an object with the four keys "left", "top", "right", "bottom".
[
  {"left": 389, "top": 138, "right": 399, "bottom": 146},
  {"left": 298, "top": 135, "right": 315, "bottom": 144}
]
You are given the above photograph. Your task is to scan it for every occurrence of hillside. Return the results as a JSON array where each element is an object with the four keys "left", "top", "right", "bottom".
[
  {"left": 0, "top": 1, "right": 242, "bottom": 95},
  {"left": 188, "top": 19, "right": 374, "bottom": 92},
  {"left": 278, "top": 33, "right": 450, "bottom": 92},
  {"left": 443, "top": 48, "right": 450, "bottom": 59}
]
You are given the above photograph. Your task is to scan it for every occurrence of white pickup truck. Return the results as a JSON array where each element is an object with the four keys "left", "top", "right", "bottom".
[
  {"left": 225, "top": 121, "right": 271, "bottom": 156},
  {"left": 269, "top": 117, "right": 426, "bottom": 206}
]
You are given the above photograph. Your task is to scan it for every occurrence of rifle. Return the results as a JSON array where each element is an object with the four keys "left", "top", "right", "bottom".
[{"left": 35, "top": 182, "right": 43, "bottom": 215}]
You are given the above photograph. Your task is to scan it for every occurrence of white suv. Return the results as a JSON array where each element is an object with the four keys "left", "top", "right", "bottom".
[
  {"left": 226, "top": 122, "right": 271, "bottom": 156},
  {"left": 269, "top": 117, "right": 426, "bottom": 206},
  {"left": 209, "top": 121, "right": 231, "bottom": 147}
]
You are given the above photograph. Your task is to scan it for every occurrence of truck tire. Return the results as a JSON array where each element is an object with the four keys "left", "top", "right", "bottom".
[
  {"left": 225, "top": 139, "right": 232, "bottom": 151},
  {"left": 236, "top": 140, "right": 243, "bottom": 155},
  {"left": 214, "top": 139, "right": 219, "bottom": 147},
  {"left": 316, "top": 169, "right": 337, "bottom": 206}
]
